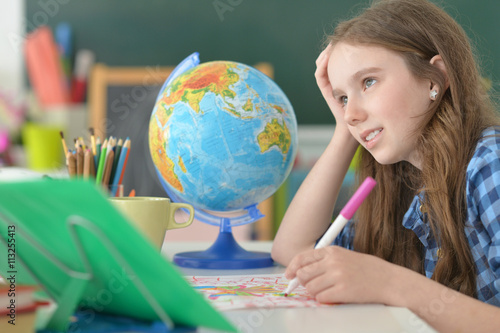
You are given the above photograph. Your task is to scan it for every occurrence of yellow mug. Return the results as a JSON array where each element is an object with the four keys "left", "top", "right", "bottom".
[{"left": 109, "top": 196, "right": 195, "bottom": 249}]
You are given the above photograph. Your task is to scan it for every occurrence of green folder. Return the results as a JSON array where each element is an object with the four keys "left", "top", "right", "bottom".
[{"left": 0, "top": 179, "right": 236, "bottom": 332}]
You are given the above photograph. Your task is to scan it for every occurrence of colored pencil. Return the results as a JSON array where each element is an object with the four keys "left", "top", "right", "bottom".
[
  {"left": 67, "top": 151, "right": 76, "bottom": 177},
  {"left": 89, "top": 128, "right": 96, "bottom": 155},
  {"left": 103, "top": 137, "right": 115, "bottom": 183},
  {"left": 94, "top": 136, "right": 101, "bottom": 170},
  {"left": 111, "top": 138, "right": 130, "bottom": 196},
  {"left": 78, "top": 137, "right": 86, "bottom": 150},
  {"left": 95, "top": 138, "right": 108, "bottom": 184},
  {"left": 89, "top": 149, "right": 96, "bottom": 177},
  {"left": 111, "top": 138, "right": 123, "bottom": 182},
  {"left": 102, "top": 149, "right": 115, "bottom": 186},
  {"left": 76, "top": 146, "right": 84, "bottom": 176},
  {"left": 59, "top": 131, "right": 69, "bottom": 154},
  {"left": 83, "top": 148, "right": 94, "bottom": 179},
  {"left": 59, "top": 131, "right": 69, "bottom": 165},
  {"left": 117, "top": 139, "right": 131, "bottom": 188}
]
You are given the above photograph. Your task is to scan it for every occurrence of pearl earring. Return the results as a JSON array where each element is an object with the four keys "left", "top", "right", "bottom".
[{"left": 430, "top": 90, "right": 438, "bottom": 100}]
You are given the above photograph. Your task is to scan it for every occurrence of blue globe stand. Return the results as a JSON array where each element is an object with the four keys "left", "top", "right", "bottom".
[
  {"left": 157, "top": 175, "right": 274, "bottom": 269},
  {"left": 173, "top": 211, "right": 274, "bottom": 270}
]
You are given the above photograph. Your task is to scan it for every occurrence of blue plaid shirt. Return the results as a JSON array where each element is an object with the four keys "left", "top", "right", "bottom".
[{"left": 334, "top": 127, "right": 500, "bottom": 306}]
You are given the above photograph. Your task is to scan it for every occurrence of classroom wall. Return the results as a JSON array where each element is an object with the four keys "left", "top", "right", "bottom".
[{"left": 24, "top": 0, "right": 500, "bottom": 125}]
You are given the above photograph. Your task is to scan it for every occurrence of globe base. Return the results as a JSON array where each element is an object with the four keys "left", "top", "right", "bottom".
[{"left": 173, "top": 227, "right": 274, "bottom": 269}]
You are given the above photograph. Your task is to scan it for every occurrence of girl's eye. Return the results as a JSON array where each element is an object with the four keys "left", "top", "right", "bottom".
[
  {"left": 364, "top": 78, "right": 376, "bottom": 89},
  {"left": 340, "top": 96, "right": 348, "bottom": 106}
]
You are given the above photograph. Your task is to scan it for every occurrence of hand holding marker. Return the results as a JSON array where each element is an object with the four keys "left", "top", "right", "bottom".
[{"left": 284, "top": 177, "right": 377, "bottom": 296}]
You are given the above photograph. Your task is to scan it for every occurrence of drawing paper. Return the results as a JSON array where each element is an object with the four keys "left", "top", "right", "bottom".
[{"left": 187, "top": 274, "right": 334, "bottom": 311}]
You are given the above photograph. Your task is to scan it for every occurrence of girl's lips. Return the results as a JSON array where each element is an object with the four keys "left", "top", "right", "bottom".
[
  {"left": 361, "top": 128, "right": 383, "bottom": 142},
  {"left": 364, "top": 128, "right": 383, "bottom": 149}
]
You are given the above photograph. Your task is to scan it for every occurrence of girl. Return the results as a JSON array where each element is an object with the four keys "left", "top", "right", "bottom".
[{"left": 271, "top": 0, "right": 500, "bottom": 331}]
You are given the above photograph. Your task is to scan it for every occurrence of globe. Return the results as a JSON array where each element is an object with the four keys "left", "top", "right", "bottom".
[{"left": 149, "top": 60, "right": 298, "bottom": 214}]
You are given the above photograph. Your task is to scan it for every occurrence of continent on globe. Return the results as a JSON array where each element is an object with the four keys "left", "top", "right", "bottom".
[
  {"left": 257, "top": 118, "right": 292, "bottom": 155},
  {"left": 149, "top": 61, "right": 298, "bottom": 212},
  {"left": 166, "top": 62, "right": 239, "bottom": 114}
]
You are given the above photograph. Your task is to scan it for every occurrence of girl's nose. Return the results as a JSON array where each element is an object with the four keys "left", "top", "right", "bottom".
[{"left": 344, "top": 97, "right": 367, "bottom": 126}]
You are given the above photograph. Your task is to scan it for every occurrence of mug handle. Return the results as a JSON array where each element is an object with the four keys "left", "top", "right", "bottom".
[{"left": 168, "top": 203, "right": 195, "bottom": 229}]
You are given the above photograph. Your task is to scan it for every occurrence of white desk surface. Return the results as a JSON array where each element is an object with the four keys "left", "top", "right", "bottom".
[{"left": 162, "top": 241, "right": 437, "bottom": 333}]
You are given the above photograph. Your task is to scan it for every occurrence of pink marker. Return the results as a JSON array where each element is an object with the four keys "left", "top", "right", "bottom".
[{"left": 284, "top": 176, "right": 377, "bottom": 296}]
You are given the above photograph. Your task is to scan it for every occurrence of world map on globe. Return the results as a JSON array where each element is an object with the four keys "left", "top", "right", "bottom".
[{"left": 149, "top": 61, "right": 298, "bottom": 212}]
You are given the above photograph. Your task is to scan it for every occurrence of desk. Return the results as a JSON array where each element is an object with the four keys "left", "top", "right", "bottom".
[{"left": 163, "top": 241, "right": 437, "bottom": 333}]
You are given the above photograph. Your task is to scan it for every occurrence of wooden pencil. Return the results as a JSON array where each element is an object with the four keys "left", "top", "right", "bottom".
[
  {"left": 83, "top": 149, "right": 91, "bottom": 179},
  {"left": 95, "top": 138, "right": 108, "bottom": 184},
  {"left": 102, "top": 149, "right": 114, "bottom": 186},
  {"left": 89, "top": 149, "right": 96, "bottom": 177},
  {"left": 78, "top": 137, "right": 86, "bottom": 150},
  {"left": 67, "top": 151, "right": 76, "bottom": 177},
  {"left": 111, "top": 138, "right": 129, "bottom": 196},
  {"left": 60, "top": 131, "right": 69, "bottom": 165},
  {"left": 111, "top": 138, "right": 123, "bottom": 181},
  {"left": 59, "top": 131, "right": 69, "bottom": 155},
  {"left": 76, "top": 146, "right": 84, "bottom": 176},
  {"left": 89, "top": 127, "right": 96, "bottom": 155},
  {"left": 117, "top": 139, "right": 131, "bottom": 188},
  {"left": 94, "top": 136, "right": 101, "bottom": 170}
]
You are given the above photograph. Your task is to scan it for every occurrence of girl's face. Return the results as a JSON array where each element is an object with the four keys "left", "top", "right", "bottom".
[{"left": 328, "top": 42, "right": 432, "bottom": 169}]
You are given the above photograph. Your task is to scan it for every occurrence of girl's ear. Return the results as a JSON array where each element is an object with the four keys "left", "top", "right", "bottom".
[{"left": 430, "top": 54, "right": 450, "bottom": 90}]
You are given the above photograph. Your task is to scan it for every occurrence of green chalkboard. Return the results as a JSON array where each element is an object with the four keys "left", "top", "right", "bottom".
[{"left": 26, "top": 0, "right": 499, "bottom": 124}]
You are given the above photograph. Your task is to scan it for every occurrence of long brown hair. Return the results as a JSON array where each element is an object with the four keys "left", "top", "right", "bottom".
[{"left": 328, "top": 0, "right": 499, "bottom": 297}]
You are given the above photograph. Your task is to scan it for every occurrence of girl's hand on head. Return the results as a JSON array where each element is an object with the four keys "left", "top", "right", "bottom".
[
  {"left": 285, "top": 246, "right": 398, "bottom": 305},
  {"left": 315, "top": 44, "right": 350, "bottom": 135}
]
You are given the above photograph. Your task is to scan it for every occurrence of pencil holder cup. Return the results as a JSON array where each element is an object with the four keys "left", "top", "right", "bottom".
[{"left": 109, "top": 197, "right": 195, "bottom": 249}]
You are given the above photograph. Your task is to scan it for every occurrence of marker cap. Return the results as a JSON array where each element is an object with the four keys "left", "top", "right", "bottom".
[{"left": 340, "top": 177, "right": 376, "bottom": 219}]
